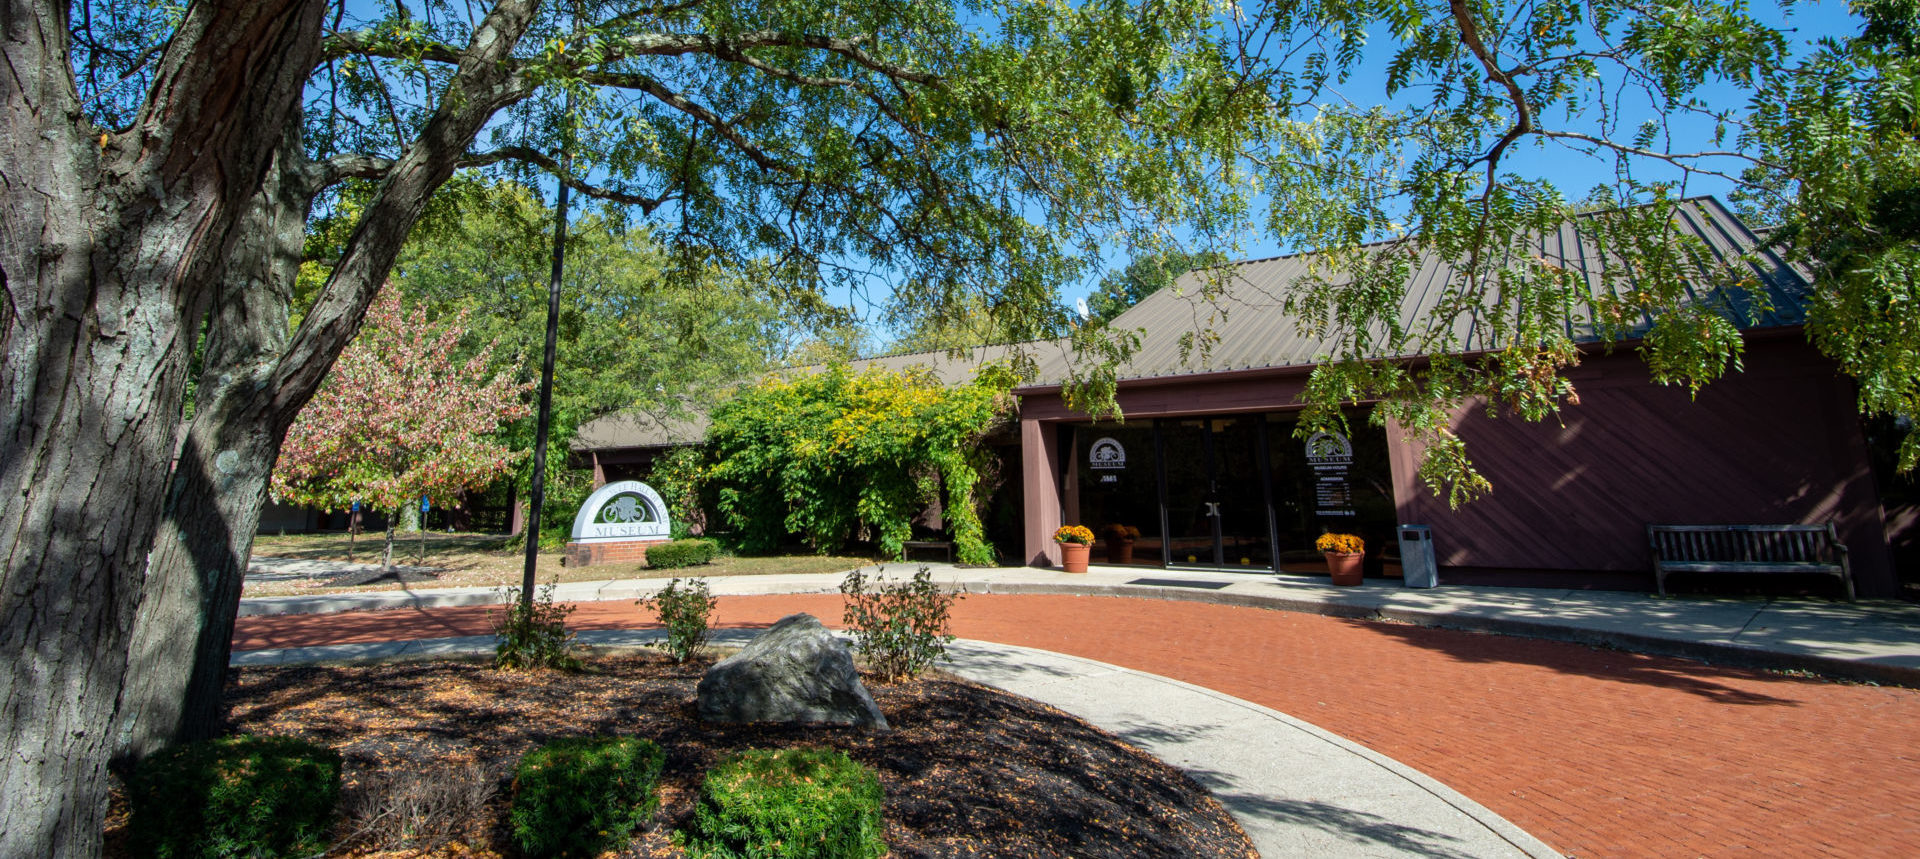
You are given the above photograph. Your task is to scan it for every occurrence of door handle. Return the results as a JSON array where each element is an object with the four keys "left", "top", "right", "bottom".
[{"left": 1204, "top": 502, "right": 1221, "bottom": 518}]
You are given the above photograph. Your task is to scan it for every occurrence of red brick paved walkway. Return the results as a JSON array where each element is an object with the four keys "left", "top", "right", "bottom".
[{"left": 234, "top": 593, "right": 1920, "bottom": 858}]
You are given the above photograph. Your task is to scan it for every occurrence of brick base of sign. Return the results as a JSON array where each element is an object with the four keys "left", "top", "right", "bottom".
[{"left": 564, "top": 539, "right": 669, "bottom": 567}]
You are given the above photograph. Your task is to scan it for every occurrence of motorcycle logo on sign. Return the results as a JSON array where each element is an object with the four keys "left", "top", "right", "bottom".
[
  {"left": 599, "top": 493, "right": 656, "bottom": 524},
  {"left": 1304, "top": 431, "right": 1353, "bottom": 464},
  {"left": 570, "top": 481, "right": 672, "bottom": 542},
  {"left": 1089, "top": 437, "right": 1127, "bottom": 470}
]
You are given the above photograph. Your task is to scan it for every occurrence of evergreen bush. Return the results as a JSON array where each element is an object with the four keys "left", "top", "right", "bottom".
[
  {"left": 637, "top": 576, "right": 718, "bottom": 662},
  {"left": 685, "top": 748, "right": 886, "bottom": 859},
  {"left": 509, "top": 736, "right": 666, "bottom": 858},
  {"left": 126, "top": 734, "right": 342, "bottom": 859},
  {"left": 646, "top": 538, "right": 719, "bottom": 569}
]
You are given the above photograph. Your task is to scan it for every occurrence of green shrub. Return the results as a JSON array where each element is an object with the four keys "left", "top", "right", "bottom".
[
  {"left": 685, "top": 748, "right": 886, "bottom": 859},
  {"left": 702, "top": 364, "right": 1010, "bottom": 560},
  {"left": 509, "top": 736, "right": 666, "bottom": 858},
  {"left": 646, "top": 538, "right": 718, "bottom": 569},
  {"left": 637, "top": 577, "right": 718, "bottom": 662},
  {"left": 127, "top": 734, "right": 342, "bottom": 859},
  {"left": 494, "top": 579, "right": 582, "bottom": 671},
  {"left": 840, "top": 566, "right": 963, "bottom": 681}
]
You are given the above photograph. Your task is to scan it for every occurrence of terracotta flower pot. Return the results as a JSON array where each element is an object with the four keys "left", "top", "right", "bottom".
[
  {"left": 1106, "top": 538, "right": 1135, "bottom": 565},
  {"left": 1059, "top": 542, "right": 1091, "bottom": 573},
  {"left": 1325, "top": 551, "right": 1364, "bottom": 586}
]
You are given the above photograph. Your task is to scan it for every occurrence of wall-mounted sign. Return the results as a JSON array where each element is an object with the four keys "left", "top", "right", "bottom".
[
  {"left": 1089, "top": 437, "right": 1127, "bottom": 470},
  {"left": 1304, "top": 431, "right": 1357, "bottom": 518},
  {"left": 569, "top": 480, "right": 672, "bottom": 543}
]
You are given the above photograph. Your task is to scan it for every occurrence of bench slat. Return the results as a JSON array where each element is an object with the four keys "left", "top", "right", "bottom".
[
  {"left": 1659, "top": 562, "right": 1843, "bottom": 574},
  {"left": 1649, "top": 523, "right": 1853, "bottom": 601}
]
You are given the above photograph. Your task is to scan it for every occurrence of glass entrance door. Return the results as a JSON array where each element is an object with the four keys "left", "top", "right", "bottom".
[{"left": 1158, "top": 416, "right": 1275, "bottom": 571}]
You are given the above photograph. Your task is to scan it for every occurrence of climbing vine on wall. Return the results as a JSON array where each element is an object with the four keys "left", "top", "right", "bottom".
[{"left": 702, "top": 363, "right": 1015, "bottom": 563}]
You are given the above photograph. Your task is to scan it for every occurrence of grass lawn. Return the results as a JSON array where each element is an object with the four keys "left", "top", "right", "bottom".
[{"left": 244, "top": 531, "right": 879, "bottom": 598}]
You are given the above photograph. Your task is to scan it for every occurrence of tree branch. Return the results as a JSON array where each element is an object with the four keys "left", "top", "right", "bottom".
[
  {"left": 580, "top": 70, "right": 799, "bottom": 175},
  {"left": 275, "top": 0, "right": 540, "bottom": 415},
  {"left": 698, "top": 44, "right": 930, "bottom": 137},
  {"left": 465, "top": 146, "right": 677, "bottom": 211},
  {"left": 1536, "top": 130, "right": 1784, "bottom": 172},
  {"left": 1450, "top": 0, "right": 1532, "bottom": 173},
  {"left": 322, "top": 27, "right": 464, "bottom": 65},
  {"left": 598, "top": 31, "right": 940, "bottom": 87}
]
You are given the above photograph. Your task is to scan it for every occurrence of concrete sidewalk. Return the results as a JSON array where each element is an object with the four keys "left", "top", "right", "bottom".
[
  {"left": 234, "top": 629, "right": 1561, "bottom": 858},
  {"left": 243, "top": 560, "right": 1920, "bottom": 686}
]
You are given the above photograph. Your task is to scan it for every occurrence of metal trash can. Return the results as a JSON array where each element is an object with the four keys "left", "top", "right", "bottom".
[{"left": 1399, "top": 525, "right": 1437, "bottom": 588}]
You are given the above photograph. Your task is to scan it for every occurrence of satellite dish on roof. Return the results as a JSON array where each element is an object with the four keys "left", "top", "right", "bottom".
[{"left": 1074, "top": 297, "right": 1091, "bottom": 320}]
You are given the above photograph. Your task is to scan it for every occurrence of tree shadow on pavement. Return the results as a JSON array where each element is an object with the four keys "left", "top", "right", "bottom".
[{"left": 1349, "top": 620, "right": 1801, "bottom": 706}]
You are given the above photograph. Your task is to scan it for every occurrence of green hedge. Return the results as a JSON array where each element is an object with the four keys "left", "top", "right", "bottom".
[
  {"left": 685, "top": 748, "right": 886, "bottom": 859},
  {"left": 509, "top": 736, "right": 666, "bottom": 858},
  {"left": 646, "top": 538, "right": 719, "bottom": 570},
  {"left": 127, "top": 734, "right": 342, "bottom": 859}
]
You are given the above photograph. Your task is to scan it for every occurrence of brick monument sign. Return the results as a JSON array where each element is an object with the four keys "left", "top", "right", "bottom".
[{"left": 565, "top": 480, "right": 671, "bottom": 566}]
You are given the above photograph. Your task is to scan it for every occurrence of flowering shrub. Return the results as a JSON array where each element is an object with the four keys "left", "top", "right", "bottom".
[
  {"left": 1315, "top": 532, "right": 1365, "bottom": 555},
  {"left": 1053, "top": 525, "right": 1095, "bottom": 545},
  {"left": 274, "top": 289, "right": 530, "bottom": 564}
]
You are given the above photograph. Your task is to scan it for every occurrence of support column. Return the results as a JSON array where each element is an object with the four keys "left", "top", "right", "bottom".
[{"left": 1021, "top": 418, "right": 1063, "bottom": 567}]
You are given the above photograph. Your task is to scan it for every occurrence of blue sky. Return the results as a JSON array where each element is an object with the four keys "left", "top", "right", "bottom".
[{"left": 334, "top": 0, "right": 1864, "bottom": 346}]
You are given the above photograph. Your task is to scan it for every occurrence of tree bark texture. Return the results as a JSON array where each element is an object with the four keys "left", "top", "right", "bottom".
[
  {"left": 108, "top": 0, "right": 541, "bottom": 767},
  {"left": 383, "top": 521, "right": 398, "bottom": 571},
  {"left": 114, "top": 135, "right": 312, "bottom": 763},
  {"left": 0, "top": 1, "right": 325, "bottom": 854}
]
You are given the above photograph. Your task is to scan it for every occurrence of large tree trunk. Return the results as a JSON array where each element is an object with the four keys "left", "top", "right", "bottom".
[
  {"left": 115, "top": 137, "right": 312, "bottom": 763},
  {"left": 0, "top": 1, "right": 326, "bottom": 853},
  {"left": 105, "top": 0, "right": 542, "bottom": 770}
]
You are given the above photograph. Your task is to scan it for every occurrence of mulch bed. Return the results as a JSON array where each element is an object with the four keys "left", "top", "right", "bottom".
[{"left": 116, "top": 651, "right": 1255, "bottom": 858}]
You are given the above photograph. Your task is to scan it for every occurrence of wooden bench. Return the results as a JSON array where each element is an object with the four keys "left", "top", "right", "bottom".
[
  {"left": 900, "top": 540, "right": 953, "bottom": 563},
  {"left": 1647, "top": 524, "right": 1854, "bottom": 601}
]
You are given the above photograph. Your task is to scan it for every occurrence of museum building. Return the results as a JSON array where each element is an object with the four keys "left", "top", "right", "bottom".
[{"left": 574, "top": 198, "right": 1906, "bottom": 598}]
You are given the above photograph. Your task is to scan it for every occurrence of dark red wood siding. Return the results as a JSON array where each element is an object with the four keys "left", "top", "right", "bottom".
[
  {"left": 1019, "top": 334, "right": 1894, "bottom": 596},
  {"left": 1389, "top": 335, "right": 1894, "bottom": 595}
]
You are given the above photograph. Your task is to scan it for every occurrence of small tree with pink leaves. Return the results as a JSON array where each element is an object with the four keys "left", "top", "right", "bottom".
[{"left": 273, "top": 289, "right": 532, "bottom": 570}]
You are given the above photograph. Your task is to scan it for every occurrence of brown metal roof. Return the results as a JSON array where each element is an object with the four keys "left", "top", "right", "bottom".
[
  {"left": 577, "top": 197, "right": 1804, "bottom": 449},
  {"left": 571, "top": 408, "right": 710, "bottom": 452},
  {"left": 1023, "top": 196, "right": 1809, "bottom": 386}
]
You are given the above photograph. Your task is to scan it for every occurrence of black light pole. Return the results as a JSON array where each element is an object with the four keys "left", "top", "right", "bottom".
[{"left": 520, "top": 93, "right": 573, "bottom": 611}]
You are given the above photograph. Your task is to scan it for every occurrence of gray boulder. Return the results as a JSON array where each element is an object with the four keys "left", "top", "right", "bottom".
[{"left": 696, "top": 613, "right": 889, "bottom": 729}]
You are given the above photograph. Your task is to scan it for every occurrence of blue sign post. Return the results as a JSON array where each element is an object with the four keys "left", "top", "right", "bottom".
[
  {"left": 348, "top": 500, "right": 361, "bottom": 562},
  {"left": 418, "top": 497, "right": 431, "bottom": 564}
]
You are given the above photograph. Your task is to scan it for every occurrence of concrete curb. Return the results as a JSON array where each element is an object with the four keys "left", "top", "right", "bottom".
[
  {"left": 239, "top": 567, "right": 1920, "bottom": 688},
  {"left": 940, "top": 640, "right": 1563, "bottom": 858}
]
